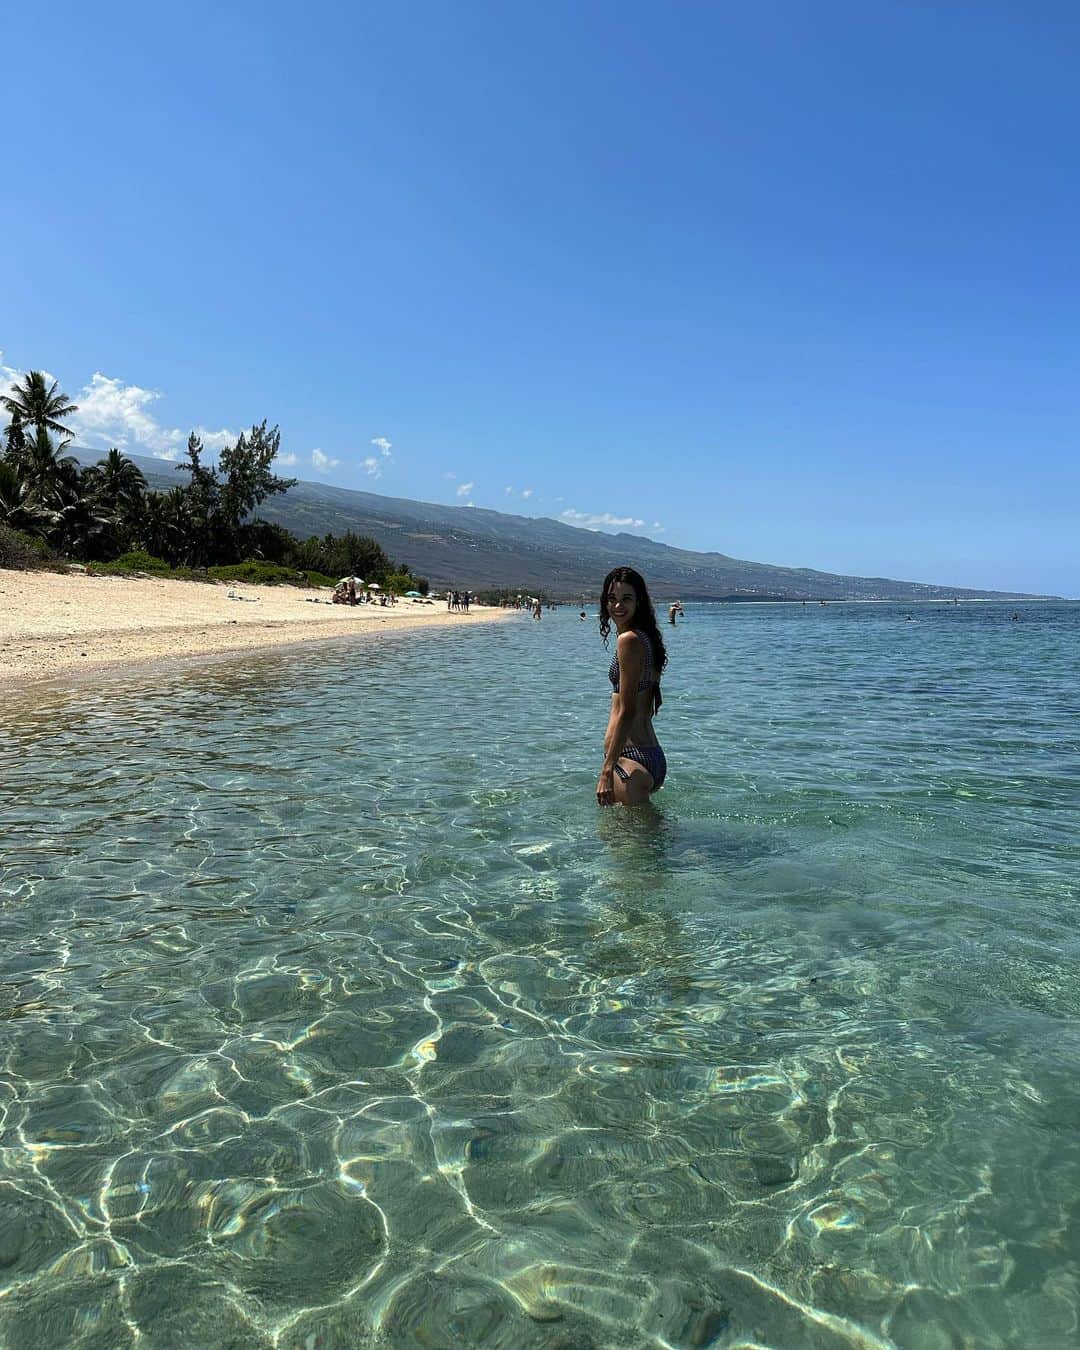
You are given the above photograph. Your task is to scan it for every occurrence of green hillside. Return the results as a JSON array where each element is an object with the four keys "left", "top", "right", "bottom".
[{"left": 81, "top": 451, "right": 1045, "bottom": 601}]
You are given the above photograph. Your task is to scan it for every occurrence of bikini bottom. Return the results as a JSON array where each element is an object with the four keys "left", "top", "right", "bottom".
[{"left": 614, "top": 744, "right": 667, "bottom": 790}]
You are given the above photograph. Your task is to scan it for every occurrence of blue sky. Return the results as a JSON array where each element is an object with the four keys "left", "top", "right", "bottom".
[{"left": 4, "top": 1, "right": 1077, "bottom": 594}]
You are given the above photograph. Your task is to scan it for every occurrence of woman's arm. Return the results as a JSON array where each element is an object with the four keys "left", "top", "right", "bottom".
[{"left": 597, "top": 634, "right": 643, "bottom": 803}]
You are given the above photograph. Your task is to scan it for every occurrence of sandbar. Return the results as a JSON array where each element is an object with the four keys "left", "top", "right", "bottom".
[{"left": 0, "top": 569, "right": 508, "bottom": 685}]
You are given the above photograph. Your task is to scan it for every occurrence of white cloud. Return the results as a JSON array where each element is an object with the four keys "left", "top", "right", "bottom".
[
  {"left": 0, "top": 352, "right": 22, "bottom": 403},
  {"left": 362, "top": 456, "right": 381, "bottom": 476},
  {"left": 278, "top": 452, "right": 299, "bottom": 466},
  {"left": 505, "top": 486, "right": 513, "bottom": 495},
  {"left": 456, "top": 481, "right": 474, "bottom": 497},
  {"left": 1, "top": 357, "right": 237, "bottom": 462},
  {"left": 652, "top": 520, "right": 665, "bottom": 533},
  {"left": 521, "top": 488, "right": 534, "bottom": 499},
  {"left": 74, "top": 372, "right": 182, "bottom": 454},
  {"left": 560, "top": 508, "right": 646, "bottom": 532},
  {"left": 311, "top": 448, "right": 340, "bottom": 472},
  {"left": 0, "top": 357, "right": 65, "bottom": 413},
  {"left": 443, "top": 471, "right": 457, "bottom": 480},
  {"left": 73, "top": 370, "right": 235, "bottom": 456},
  {"left": 196, "top": 427, "right": 235, "bottom": 452},
  {"left": 371, "top": 436, "right": 392, "bottom": 457}
]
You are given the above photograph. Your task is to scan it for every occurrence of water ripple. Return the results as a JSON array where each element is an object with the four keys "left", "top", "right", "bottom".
[{"left": 1, "top": 603, "right": 1078, "bottom": 1346}]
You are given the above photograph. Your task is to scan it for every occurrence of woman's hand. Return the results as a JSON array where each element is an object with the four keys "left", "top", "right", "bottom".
[{"left": 596, "top": 768, "right": 615, "bottom": 807}]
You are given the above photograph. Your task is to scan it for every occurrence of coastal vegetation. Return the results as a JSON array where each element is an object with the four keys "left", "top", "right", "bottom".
[
  {"left": 476, "top": 586, "right": 554, "bottom": 607},
  {"left": 0, "top": 371, "right": 428, "bottom": 593}
]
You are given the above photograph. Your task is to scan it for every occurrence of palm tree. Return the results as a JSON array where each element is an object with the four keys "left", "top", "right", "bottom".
[
  {"left": 134, "top": 487, "right": 190, "bottom": 564},
  {"left": 161, "top": 485, "right": 193, "bottom": 565},
  {"left": 84, "top": 448, "right": 146, "bottom": 512},
  {"left": 79, "top": 449, "right": 147, "bottom": 561},
  {"left": 1, "top": 371, "right": 79, "bottom": 438},
  {"left": 0, "top": 460, "right": 42, "bottom": 535},
  {"left": 34, "top": 478, "right": 110, "bottom": 557},
  {"left": 2, "top": 433, "right": 107, "bottom": 559},
  {"left": 17, "top": 426, "right": 80, "bottom": 495}
]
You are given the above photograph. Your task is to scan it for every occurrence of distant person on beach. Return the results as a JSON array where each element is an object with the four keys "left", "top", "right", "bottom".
[
  {"left": 348, "top": 577, "right": 357, "bottom": 606},
  {"left": 596, "top": 566, "right": 668, "bottom": 807},
  {"left": 532, "top": 598, "right": 542, "bottom": 620},
  {"left": 668, "top": 600, "right": 684, "bottom": 626}
]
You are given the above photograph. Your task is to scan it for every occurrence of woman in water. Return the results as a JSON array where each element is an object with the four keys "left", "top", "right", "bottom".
[{"left": 596, "top": 566, "right": 668, "bottom": 806}]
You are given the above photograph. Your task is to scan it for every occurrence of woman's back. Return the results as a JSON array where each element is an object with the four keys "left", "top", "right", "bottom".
[{"left": 608, "top": 628, "right": 655, "bottom": 695}]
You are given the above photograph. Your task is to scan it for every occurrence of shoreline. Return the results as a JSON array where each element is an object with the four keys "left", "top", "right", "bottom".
[
  {"left": 672, "top": 596, "right": 1064, "bottom": 606},
  {"left": 0, "top": 569, "right": 510, "bottom": 686}
]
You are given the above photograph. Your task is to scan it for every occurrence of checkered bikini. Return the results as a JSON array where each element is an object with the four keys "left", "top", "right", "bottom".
[
  {"left": 607, "top": 630, "right": 667, "bottom": 789},
  {"left": 608, "top": 629, "right": 655, "bottom": 694}
]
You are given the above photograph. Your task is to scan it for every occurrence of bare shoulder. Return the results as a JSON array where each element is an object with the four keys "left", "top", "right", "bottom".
[{"left": 616, "top": 630, "right": 644, "bottom": 659}]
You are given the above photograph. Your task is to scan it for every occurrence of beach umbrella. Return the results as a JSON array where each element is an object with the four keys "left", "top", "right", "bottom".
[
  {"left": 367, "top": 581, "right": 381, "bottom": 590},
  {"left": 405, "top": 590, "right": 422, "bottom": 597},
  {"left": 338, "top": 576, "right": 364, "bottom": 586}
]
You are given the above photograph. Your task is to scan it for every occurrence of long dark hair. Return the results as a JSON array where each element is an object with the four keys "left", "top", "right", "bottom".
[{"left": 598, "top": 566, "right": 668, "bottom": 714}]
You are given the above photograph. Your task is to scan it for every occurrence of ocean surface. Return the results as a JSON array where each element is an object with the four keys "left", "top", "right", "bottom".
[{"left": 1, "top": 599, "right": 1078, "bottom": 1348}]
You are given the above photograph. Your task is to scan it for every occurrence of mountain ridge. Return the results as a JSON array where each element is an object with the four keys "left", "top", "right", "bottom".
[{"left": 73, "top": 448, "right": 1049, "bottom": 601}]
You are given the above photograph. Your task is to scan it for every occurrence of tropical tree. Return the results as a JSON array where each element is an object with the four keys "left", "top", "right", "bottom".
[
  {"left": 1, "top": 371, "right": 79, "bottom": 438},
  {"left": 289, "top": 529, "right": 393, "bottom": 582},
  {"left": 0, "top": 380, "right": 325, "bottom": 573},
  {"left": 3, "top": 411, "right": 27, "bottom": 461},
  {"left": 239, "top": 518, "right": 295, "bottom": 563},
  {"left": 16, "top": 427, "right": 80, "bottom": 495},
  {"left": 34, "top": 479, "right": 110, "bottom": 557},
  {"left": 161, "top": 486, "right": 194, "bottom": 565},
  {"left": 0, "top": 427, "right": 109, "bottom": 557},
  {"left": 133, "top": 486, "right": 192, "bottom": 564},
  {"left": 0, "top": 460, "right": 41, "bottom": 534},
  {"left": 385, "top": 570, "right": 419, "bottom": 595},
  {"left": 218, "top": 421, "right": 295, "bottom": 544},
  {"left": 175, "top": 432, "right": 219, "bottom": 566},
  {"left": 132, "top": 492, "right": 172, "bottom": 562},
  {"left": 84, "top": 447, "right": 146, "bottom": 510},
  {"left": 81, "top": 449, "right": 147, "bottom": 560}
]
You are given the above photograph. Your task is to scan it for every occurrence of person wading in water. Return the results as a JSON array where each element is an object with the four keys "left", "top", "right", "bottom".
[{"left": 596, "top": 567, "right": 668, "bottom": 806}]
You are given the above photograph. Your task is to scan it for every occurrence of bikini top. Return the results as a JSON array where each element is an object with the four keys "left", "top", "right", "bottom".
[{"left": 608, "top": 629, "right": 655, "bottom": 696}]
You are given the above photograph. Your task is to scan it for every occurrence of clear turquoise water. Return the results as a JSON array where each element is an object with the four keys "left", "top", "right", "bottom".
[{"left": 1, "top": 600, "right": 1078, "bottom": 1348}]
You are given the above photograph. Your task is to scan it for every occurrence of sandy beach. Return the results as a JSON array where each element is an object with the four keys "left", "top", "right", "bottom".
[{"left": 0, "top": 569, "right": 508, "bottom": 684}]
